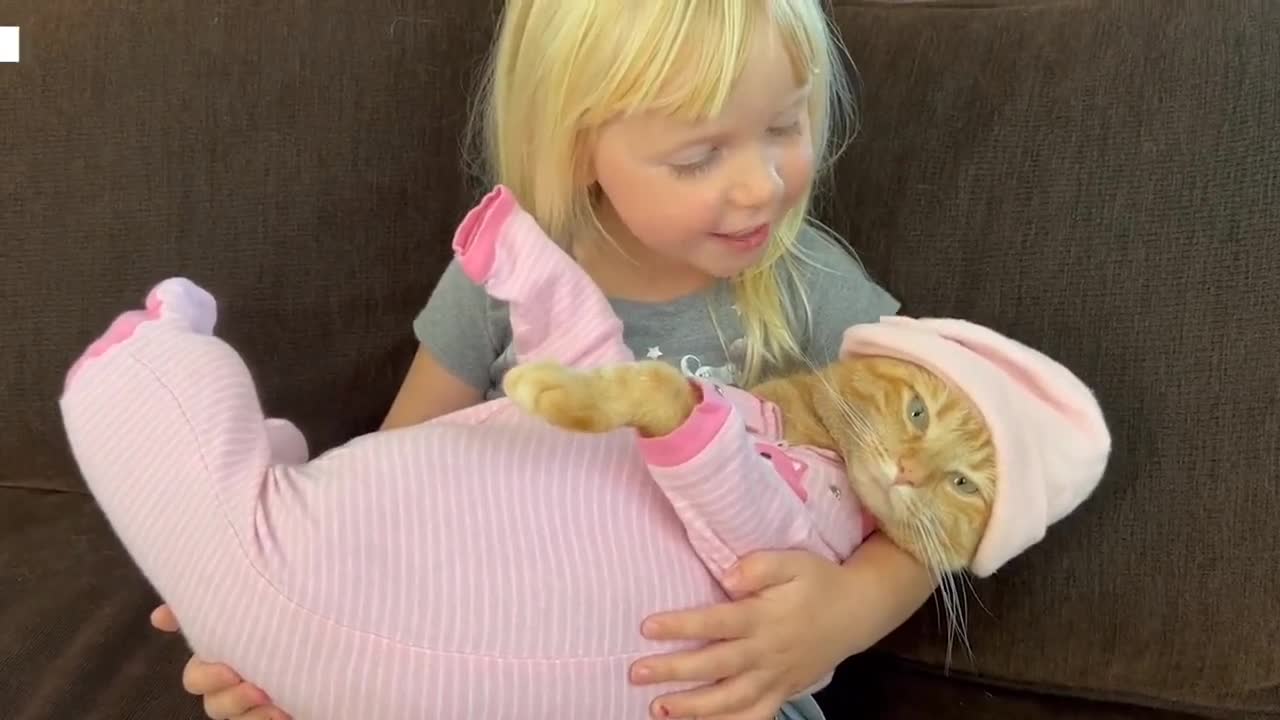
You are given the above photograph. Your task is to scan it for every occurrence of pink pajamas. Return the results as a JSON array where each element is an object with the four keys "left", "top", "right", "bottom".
[{"left": 59, "top": 186, "right": 873, "bottom": 719}]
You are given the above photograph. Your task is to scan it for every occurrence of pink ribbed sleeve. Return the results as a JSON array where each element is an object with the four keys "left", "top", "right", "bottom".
[
  {"left": 453, "top": 186, "right": 632, "bottom": 368},
  {"left": 637, "top": 384, "right": 839, "bottom": 583}
]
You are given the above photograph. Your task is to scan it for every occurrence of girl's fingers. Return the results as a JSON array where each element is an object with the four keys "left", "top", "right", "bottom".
[
  {"left": 631, "top": 638, "right": 754, "bottom": 685},
  {"left": 181, "top": 657, "right": 242, "bottom": 695},
  {"left": 236, "top": 706, "right": 293, "bottom": 720},
  {"left": 725, "top": 551, "right": 806, "bottom": 595},
  {"left": 641, "top": 601, "right": 756, "bottom": 642},
  {"left": 150, "top": 604, "right": 180, "bottom": 632},
  {"left": 647, "top": 671, "right": 773, "bottom": 719},
  {"left": 201, "top": 682, "right": 272, "bottom": 720}
]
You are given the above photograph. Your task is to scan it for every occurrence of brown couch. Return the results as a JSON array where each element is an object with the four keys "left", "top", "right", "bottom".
[{"left": 3, "top": 1, "right": 1277, "bottom": 718}]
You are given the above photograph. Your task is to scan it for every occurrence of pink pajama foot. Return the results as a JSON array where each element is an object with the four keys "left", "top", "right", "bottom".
[{"left": 65, "top": 278, "right": 218, "bottom": 389}]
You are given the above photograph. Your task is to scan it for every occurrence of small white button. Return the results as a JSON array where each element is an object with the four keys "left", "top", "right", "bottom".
[{"left": 0, "top": 27, "right": 18, "bottom": 63}]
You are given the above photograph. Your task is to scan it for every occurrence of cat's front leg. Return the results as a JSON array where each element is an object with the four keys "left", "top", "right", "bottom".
[{"left": 504, "top": 360, "right": 698, "bottom": 438}]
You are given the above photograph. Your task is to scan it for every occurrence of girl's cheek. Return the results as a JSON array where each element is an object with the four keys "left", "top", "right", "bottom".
[
  {"left": 792, "top": 144, "right": 816, "bottom": 181},
  {"left": 783, "top": 152, "right": 815, "bottom": 204}
]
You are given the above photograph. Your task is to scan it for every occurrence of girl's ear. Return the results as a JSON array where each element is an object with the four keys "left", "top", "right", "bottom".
[
  {"left": 573, "top": 129, "right": 598, "bottom": 187},
  {"left": 577, "top": 161, "right": 597, "bottom": 188}
]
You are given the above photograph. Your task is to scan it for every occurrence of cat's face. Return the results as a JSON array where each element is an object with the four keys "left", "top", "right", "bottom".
[{"left": 818, "top": 356, "right": 997, "bottom": 574}]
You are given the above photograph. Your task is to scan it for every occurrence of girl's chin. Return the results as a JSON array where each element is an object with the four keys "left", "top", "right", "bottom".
[{"left": 699, "top": 250, "right": 770, "bottom": 279}]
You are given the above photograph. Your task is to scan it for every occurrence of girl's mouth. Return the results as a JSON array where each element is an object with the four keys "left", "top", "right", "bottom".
[{"left": 711, "top": 223, "right": 770, "bottom": 251}]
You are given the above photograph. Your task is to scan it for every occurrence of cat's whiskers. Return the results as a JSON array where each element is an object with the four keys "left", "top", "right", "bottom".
[
  {"left": 810, "top": 364, "right": 881, "bottom": 451},
  {"left": 794, "top": 355, "right": 988, "bottom": 671},
  {"left": 910, "top": 510, "right": 975, "bottom": 670},
  {"left": 959, "top": 568, "right": 991, "bottom": 619},
  {"left": 907, "top": 514, "right": 948, "bottom": 631}
]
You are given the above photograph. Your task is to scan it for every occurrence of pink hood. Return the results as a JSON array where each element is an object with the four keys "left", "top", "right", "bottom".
[{"left": 840, "top": 317, "right": 1111, "bottom": 576}]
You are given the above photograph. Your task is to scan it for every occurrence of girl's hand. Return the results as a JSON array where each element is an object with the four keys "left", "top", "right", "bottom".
[
  {"left": 631, "top": 536, "right": 934, "bottom": 720},
  {"left": 629, "top": 550, "right": 861, "bottom": 720},
  {"left": 150, "top": 605, "right": 293, "bottom": 720}
]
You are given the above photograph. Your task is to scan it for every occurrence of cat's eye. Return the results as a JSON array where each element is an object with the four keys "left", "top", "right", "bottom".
[
  {"left": 951, "top": 475, "right": 979, "bottom": 495},
  {"left": 906, "top": 393, "right": 929, "bottom": 432}
]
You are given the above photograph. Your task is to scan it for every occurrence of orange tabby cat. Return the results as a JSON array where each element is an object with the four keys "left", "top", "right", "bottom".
[
  {"left": 502, "top": 356, "right": 997, "bottom": 576},
  {"left": 504, "top": 354, "right": 999, "bottom": 660}
]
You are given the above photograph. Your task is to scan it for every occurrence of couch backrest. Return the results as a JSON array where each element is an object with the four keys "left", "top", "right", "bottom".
[
  {"left": 3, "top": 0, "right": 1276, "bottom": 716},
  {"left": 826, "top": 1, "right": 1279, "bottom": 715},
  {"left": 2, "top": 0, "right": 502, "bottom": 490}
]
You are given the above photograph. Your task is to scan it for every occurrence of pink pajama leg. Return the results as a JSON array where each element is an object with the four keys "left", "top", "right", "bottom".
[{"left": 452, "top": 186, "right": 632, "bottom": 368}]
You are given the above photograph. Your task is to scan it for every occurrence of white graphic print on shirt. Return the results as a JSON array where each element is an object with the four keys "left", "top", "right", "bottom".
[
  {"left": 630, "top": 339, "right": 747, "bottom": 386},
  {"left": 674, "top": 338, "right": 748, "bottom": 387}
]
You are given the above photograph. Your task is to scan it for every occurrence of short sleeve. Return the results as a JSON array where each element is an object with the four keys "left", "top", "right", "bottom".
[
  {"left": 792, "top": 230, "right": 900, "bottom": 366},
  {"left": 412, "top": 258, "right": 502, "bottom": 392}
]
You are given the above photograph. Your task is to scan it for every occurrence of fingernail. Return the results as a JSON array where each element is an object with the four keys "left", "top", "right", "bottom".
[
  {"left": 641, "top": 619, "right": 660, "bottom": 637},
  {"left": 631, "top": 664, "right": 652, "bottom": 682},
  {"left": 652, "top": 703, "right": 671, "bottom": 718}
]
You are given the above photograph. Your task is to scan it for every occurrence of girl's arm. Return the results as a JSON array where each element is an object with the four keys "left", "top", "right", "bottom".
[
  {"left": 830, "top": 532, "right": 935, "bottom": 648},
  {"left": 380, "top": 345, "right": 484, "bottom": 430}
]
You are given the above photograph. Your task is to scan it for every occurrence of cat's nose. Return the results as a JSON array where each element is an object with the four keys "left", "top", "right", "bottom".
[{"left": 894, "top": 460, "right": 922, "bottom": 487}]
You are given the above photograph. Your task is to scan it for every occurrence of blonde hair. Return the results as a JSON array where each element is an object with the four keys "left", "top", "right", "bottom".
[{"left": 467, "top": 0, "right": 857, "bottom": 384}]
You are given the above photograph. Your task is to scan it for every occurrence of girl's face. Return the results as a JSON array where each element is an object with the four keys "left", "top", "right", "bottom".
[{"left": 587, "top": 23, "right": 816, "bottom": 293}]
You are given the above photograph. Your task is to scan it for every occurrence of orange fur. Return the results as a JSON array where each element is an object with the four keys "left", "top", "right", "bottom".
[
  {"left": 503, "top": 361, "right": 698, "bottom": 438},
  {"left": 503, "top": 356, "right": 997, "bottom": 575}
]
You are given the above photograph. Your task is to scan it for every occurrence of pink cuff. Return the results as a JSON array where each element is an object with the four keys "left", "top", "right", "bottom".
[
  {"left": 65, "top": 302, "right": 164, "bottom": 391},
  {"left": 453, "top": 185, "right": 517, "bottom": 282},
  {"left": 638, "top": 382, "right": 733, "bottom": 468}
]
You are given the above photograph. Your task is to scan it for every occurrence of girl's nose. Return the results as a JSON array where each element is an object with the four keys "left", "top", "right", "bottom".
[{"left": 730, "top": 150, "right": 783, "bottom": 209}]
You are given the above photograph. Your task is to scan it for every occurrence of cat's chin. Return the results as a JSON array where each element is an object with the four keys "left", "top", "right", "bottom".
[
  {"left": 847, "top": 459, "right": 895, "bottom": 498},
  {"left": 846, "top": 469, "right": 897, "bottom": 525}
]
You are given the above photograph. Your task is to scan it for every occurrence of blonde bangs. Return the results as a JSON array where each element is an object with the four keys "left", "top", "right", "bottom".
[{"left": 581, "top": 2, "right": 821, "bottom": 126}]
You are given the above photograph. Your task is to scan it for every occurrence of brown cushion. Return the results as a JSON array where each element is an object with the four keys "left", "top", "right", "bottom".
[
  {"left": 0, "top": 491, "right": 200, "bottom": 719},
  {"left": 0, "top": 0, "right": 502, "bottom": 493},
  {"left": 827, "top": 1, "right": 1280, "bottom": 715},
  {"left": 823, "top": 655, "right": 1212, "bottom": 720}
]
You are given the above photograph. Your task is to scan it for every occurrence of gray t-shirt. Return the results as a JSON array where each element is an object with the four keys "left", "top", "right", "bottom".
[{"left": 413, "top": 229, "right": 900, "bottom": 399}]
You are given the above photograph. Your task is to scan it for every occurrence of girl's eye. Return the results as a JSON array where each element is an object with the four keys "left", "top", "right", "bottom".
[
  {"left": 952, "top": 475, "right": 979, "bottom": 495},
  {"left": 767, "top": 121, "right": 803, "bottom": 138},
  {"left": 669, "top": 150, "right": 719, "bottom": 179},
  {"left": 906, "top": 393, "right": 929, "bottom": 431}
]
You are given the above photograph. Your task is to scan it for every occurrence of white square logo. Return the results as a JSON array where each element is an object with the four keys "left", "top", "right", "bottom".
[{"left": 0, "top": 27, "right": 18, "bottom": 63}]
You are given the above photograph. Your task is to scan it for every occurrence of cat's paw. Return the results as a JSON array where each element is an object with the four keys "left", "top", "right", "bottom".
[{"left": 504, "top": 362, "right": 622, "bottom": 434}]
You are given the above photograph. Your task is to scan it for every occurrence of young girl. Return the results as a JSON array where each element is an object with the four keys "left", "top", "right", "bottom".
[{"left": 152, "top": 2, "right": 935, "bottom": 718}]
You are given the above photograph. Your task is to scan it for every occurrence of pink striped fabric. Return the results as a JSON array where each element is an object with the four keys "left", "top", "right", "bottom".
[{"left": 59, "top": 186, "right": 874, "bottom": 719}]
